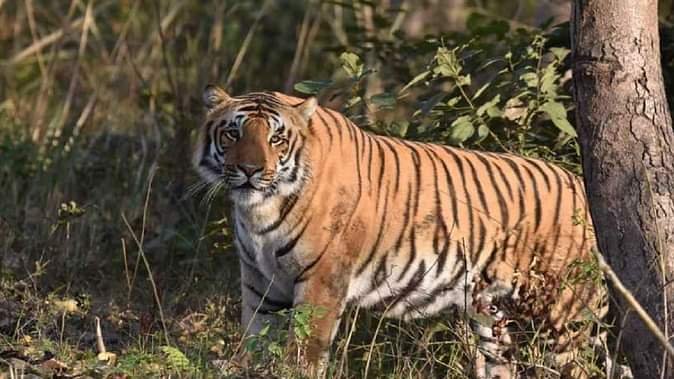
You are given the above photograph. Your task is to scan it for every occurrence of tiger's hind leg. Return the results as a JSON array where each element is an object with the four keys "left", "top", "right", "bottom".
[{"left": 471, "top": 320, "right": 517, "bottom": 379}]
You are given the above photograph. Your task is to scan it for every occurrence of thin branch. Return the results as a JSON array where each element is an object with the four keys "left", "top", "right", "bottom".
[
  {"left": 284, "top": 1, "right": 315, "bottom": 92},
  {"left": 7, "top": 0, "right": 113, "bottom": 65},
  {"left": 121, "top": 167, "right": 171, "bottom": 346},
  {"left": 225, "top": 0, "right": 273, "bottom": 89},
  {"left": 594, "top": 250, "right": 674, "bottom": 359}
]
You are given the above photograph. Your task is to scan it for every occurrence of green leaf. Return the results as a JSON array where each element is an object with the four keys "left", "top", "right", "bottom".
[
  {"left": 540, "top": 101, "right": 577, "bottom": 137},
  {"left": 370, "top": 92, "right": 397, "bottom": 108},
  {"left": 448, "top": 116, "right": 475, "bottom": 143},
  {"left": 259, "top": 323, "right": 270, "bottom": 337},
  {"left": 472, "top": 82, "right": 491, "bottom": 100},
  {"left": 520, "top": 72, "right": 538, "bottom": 88},
  {"left": 476, "top": 123, "right": 490, "bottom": 142},
  {"left": 457, "top": 73, "right": 471, "bottom": 87},
  {"left": 340, "top": 51, "right": 363, "bottom": 79},
  {"left": 245, "top": 338, "right": 258, "bottom": 352},
  {"left": 268, "top": 342, "right": 283, "bottom": 357},
  {"left": 446, "top": 96, "right": 461, "bottom": 108},
  {"left": 476, "top": 94, "right": 501, "bottom": 117},
  {"left": 401, "top": 70, "right": 430, "bottom": 93},
  {"left": 540, "top": 64, "right": 560, "bottom": 97},
  {"left": 550, "top": 47, "right": 570, "bottom": 62},
  {"left": 433, "top": 47, "right": 462, "bottom": 78},
  {"left": 294, "top": 80, "right": 332, "bottom": 95}
]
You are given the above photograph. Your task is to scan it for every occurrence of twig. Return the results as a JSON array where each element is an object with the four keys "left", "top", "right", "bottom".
[
  {"left": 363, "top": 300, "right": 398, "bottom": 379},
  {"left": 121, "top": 167, "right": 171, "bottom": 346},
  {"left": 153, "top": 0, "right": 178, "bottom": 109},
  {"left": 54, "top": 0, "right": 94, "bottom": 138},
  {"left": 7, "top": 0, "right": 113, "bottom": 65},
  {"left": 136, "top": 0, "right": 186, "bottom": 62},
  {"left": 593, "top": 250, "right": 674, "bottom": 359},
  {"left": 336, "top": 305, "right": 361, "bottom": 378},
  {"left": 225, "top": 0, "right": 273, "bottom": 89},
  {"left": 23, "top": 0, "right": 47, "bottom": 79},
  {"left": 284, "top": 1, "right": 315, "bottom": 92},
  {"left": 121, "top": 238, "right": 132, "bottom": 300},
  {"left": 231, "top": 274, "right": 276, "bottom": 357}
]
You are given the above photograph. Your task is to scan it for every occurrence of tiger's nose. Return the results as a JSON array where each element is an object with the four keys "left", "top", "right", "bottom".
[{"left": 238, "top": 164, "right": 263, "bottom": 177}]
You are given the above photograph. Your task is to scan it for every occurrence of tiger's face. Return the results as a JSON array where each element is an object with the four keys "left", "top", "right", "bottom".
[{"left": 193, "top": 85, "right": 317, "bottom": 204}]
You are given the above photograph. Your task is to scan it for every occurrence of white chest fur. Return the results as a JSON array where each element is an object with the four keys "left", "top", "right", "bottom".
[{"left": 233, "top": 203, "right": 300, "bottom": 297}]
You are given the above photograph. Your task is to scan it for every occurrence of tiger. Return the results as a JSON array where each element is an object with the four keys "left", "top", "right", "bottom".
[{"left": 193, "top": 84, "right": 607, "bottom": 378}]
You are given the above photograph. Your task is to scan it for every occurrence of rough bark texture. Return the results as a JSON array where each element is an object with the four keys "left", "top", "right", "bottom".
[{"left": 571, "top": 1, "right": 674, "bottom": 377}]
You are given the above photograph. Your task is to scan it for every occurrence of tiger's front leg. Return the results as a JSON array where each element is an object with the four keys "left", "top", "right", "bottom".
[
  {"left": 289, "top": 259, "right": 350, "bottom": 378},
  {"left": 236, "top": 261, "right": 293, "bottom": 367}
]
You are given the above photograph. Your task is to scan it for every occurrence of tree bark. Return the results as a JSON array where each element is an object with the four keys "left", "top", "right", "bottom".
[{"left": 571, "top": 1, "right": 674, "bottom": 378}]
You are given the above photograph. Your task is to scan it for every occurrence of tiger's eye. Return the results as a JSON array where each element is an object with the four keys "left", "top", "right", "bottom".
[
  {"left": 226, "top": 130, "right": 240, "bottom": 140},
  {"left": 270, "top": 135, "right": 282, "bottom": 145}
]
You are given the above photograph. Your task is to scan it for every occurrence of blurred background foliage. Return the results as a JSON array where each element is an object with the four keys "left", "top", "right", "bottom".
[{"left": 1, "top": 0, "right": 674, "bottom": 377}]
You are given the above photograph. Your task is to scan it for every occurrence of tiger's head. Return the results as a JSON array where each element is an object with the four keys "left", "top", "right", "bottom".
[{"left": 193, "top": 85, "right": 317, "bottom": 204}]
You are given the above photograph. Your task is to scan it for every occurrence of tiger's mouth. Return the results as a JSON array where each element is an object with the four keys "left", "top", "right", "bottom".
[{"left": 232, "top": 182, "right": 258, "bottom": 191}]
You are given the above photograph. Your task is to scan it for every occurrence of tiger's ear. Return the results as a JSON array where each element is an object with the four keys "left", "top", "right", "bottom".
[
  {"left": 295, "top": 97, "right": 317, "bottom": 121},
  {"left": 203, "top": 84, "right": 231, "bottom": 109}
]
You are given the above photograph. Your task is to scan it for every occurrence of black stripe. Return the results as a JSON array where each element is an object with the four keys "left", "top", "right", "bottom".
[
  {"left": 473, "top": 218, "right": 487, "bottom": 264},
  {"left": 474, "top": 152, "right": 509, "bottom": 227},
  {"left": 258, "top": 193, "right": 299, "bottom": 234},
  {"left": 324, "top": 109, "right": 343, "bottom": 143},
  {"left": 237, "top": 239, "right": 257, "bottom": 265},
  {"left": 402, "top": 141, "right": 422, "bottom": 219},
  {"left": 489, "top": 155, "right": 515, "bottom": 202},
  {"left": 464, "top": 155, "right": 489, "bottom": 216},
  {"left": 275, "top": 218, "right": 311, "bottom": 257},
  {"left": 199, "top": 157, "right": 220, "bottom": 176},
  {"left": 244, "top": 282, "right": 291, "bottom": 310},
  {"left": 564, "top": 170, "right": 578, "bottom": 215},
  {"left": 500, "top": 156, "right": 526, "bottom": 224},
  {"left": 375, "top": 139, "right": 387, "bottom": 198},
  {"left": 444, "top": 245, "right": 467, "bottom": 289},
  {"left": 521, "top": 163, "right": 542, "bottom": 231},
  {"left": 428, "top": 147, "right": 459, "bottom": 230},
  {"left": 372, "top": 254, "right": 389, "bottom": 290},
  {"left": 446, "top": 149, "right": 474, "bottom": 255},
  {"left": 315, "top": 110, "right": 334, "bottom": 144},
  {"left": 356, "top": 185, "right": 390, "bottom": 276},
  {"left": 380, "top": 138, "right": 401, "bottom": 195},
  {"left": 365, "top": 133, "right": 374, "bottom": 190},
  {"left": 352, "top": 122, "right": 364, "bottom": 204},
  {"left": 481, "top": 246, "right": 500, "bottom": 282},
  {"left": 380, "top": 260, "right": 426, "bottom": 310},
  {"left": 404, "top": 259, "right": 467, "bottom": 315},
  {"left": 422, "top": 146, "right": 452, "bottom": 277},
  {"left": 393, "top": 182, "right": 413, "bottom": 253},
  {"left": 295, "top": 243, "right": 331, "bottom": 283},
  {"left": 398, "top": 226, "right": 417, "bottom": 280},
  {"left": 285, "top": 139, "right": 305, "bottom": 183},
  {"left": 340, "top": 113, "right": 355, "bottom": 141},
  {"left": 525, "top": 158, "right": 552, "bottom": 192},
  {"left": 279, "top": 133, "right": 299, "bottom": 166}
]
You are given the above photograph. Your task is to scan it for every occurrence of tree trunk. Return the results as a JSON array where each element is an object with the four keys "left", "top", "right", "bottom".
[{"left": 571, "top": 1, "right": 674, "bottom": 378}]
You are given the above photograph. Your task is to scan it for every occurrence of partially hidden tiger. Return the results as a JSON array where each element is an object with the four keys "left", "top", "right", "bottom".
[{"left": 192, "top": 84, "right": 607, "bottom": 378}]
